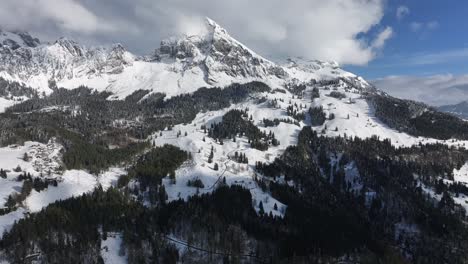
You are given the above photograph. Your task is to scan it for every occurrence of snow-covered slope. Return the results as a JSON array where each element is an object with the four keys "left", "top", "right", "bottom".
[
  {"left": 148, "top": 81, "right": 468, "bottom": 217},
  {"left": 0, "top": 139, "right": 126, "bottom": 234},
  {"left": 0, "top": 18, "right": 370, "bottom": 100}
]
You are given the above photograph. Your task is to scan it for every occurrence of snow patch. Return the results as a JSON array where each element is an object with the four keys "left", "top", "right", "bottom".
[{"left": 101, "top": 232, "right": 127, "bottom": 264}]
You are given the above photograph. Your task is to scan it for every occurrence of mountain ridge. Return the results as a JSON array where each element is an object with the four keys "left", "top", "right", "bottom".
[
  {"left": 0, "top": 18, "right": 369, "bottom": 100},
  {"left": 439, "top": 100, "right": 468, "bottom": 119}
]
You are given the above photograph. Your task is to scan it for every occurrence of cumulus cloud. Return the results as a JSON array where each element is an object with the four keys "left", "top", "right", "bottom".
[
  {"left": 0, "top": 0, "right": 391, "bottom": 65},
  {"left": 396, "top": 6, "right": 410, "bottom": 20},
  {"left": 410, "top": 21, "right": 439, "bottom": 32},
  {"left": 372, "top": 74, "right": 468, "bottom": 106}
]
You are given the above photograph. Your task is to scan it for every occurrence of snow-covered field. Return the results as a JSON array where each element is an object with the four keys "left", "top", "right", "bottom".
[
  {"left": 26, "top": 166, "right": 123, "bottom": 212},
  {"left": 0, "top": 140, "right": 126, "bottom": 236},
  {"left": 0, "top": 208, "right": 26, "bottom": 235},
  {"left": 101, "top": 232, "right": 127, "bottom": 264},
  {"left": 0, "top": 166, "right": 124, "bottom": 235},
  {"left": 0, "top": 98, "right": 15, "bottom": 113},
  {"left": 24, "top": 167, "right": 125, "bottom": 212}
]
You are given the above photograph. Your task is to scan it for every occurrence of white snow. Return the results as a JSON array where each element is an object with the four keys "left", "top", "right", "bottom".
[
  {"left": 0, "top": 165, "right": 125, "bottom": 238},
  {"left": 0, "top": 175, "right": 22, "bottom": 209},
  {"left": 0, "top": 139, "right": 63, "bottom": 179},
  {"left": 101, "top": 232, "right": 127, "bottom": 264},
  {"left": 148, "top": 82, "right": 468, "bottom": 218},
  {"left": 25, "top": 170, "right": 97, "bottom": 212},
  {"left": 151, "top": 97, "right": 302, "bottom": 217},
  {"left": 453, "top": 163, "right": 468, "bottom": 184},
  {"left": 419, "top": 181, "right": 468, "bottom": 215},
  {"left": 344, "top": 161, "right": 363, "bottom": 191},
  {"left": 24, "top": 167, "right": 126, "bottom": 213},
  {"left": 98, "top": 167, "right": 127, "bottom": 190},
  {"left": 0, "top": 98, "right": 16, "bottom": 113},
  {"left": 0, "top": 208, "right": 26, "bottom": 235}
]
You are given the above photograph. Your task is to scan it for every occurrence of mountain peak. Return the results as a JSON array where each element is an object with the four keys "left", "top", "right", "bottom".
[
  {"left": 0, "top": 30, "right": 40, "bottom": 49},
  {"left": 151, "top": 17, "right": 287, "bottom": 82},
  {"left": 204, "top": 17, "right": 219, "bottom": 28},
  {"left": 204, "top": 17, "right": 229, "bottom": 37},
  {"left": 53, "top": 37, "right": 86, "bottom": 57}
]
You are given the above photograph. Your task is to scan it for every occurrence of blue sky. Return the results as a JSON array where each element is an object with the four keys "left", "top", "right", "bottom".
[{"left": 346, "top": 0, "right": 468, "bottom": 79}]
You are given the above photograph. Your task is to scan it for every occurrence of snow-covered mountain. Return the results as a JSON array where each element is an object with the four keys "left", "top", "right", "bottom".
[{"left": 0, "top": 18, "right": 370, "bottom": 99}]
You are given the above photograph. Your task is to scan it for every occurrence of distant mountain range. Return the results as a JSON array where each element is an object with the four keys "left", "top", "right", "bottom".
[{"left": 439, "top": 101, "right": 468, "bottom": 119}]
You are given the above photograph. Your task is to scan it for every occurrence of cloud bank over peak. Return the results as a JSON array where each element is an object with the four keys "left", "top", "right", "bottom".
[{"left": 0, "top": 0, "right": 391, "bottom": 66}]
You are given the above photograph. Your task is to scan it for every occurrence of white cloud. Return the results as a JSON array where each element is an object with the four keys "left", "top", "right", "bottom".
[
  {"left": 410, "top": 21, "right": 439, "bottom": 32},
  {"left": 372, "top": 74, "right": 468, "bottom": 106},
  {"left": 146, "top": 0, "right": 391, "bottom": 65},
  {"left": 402, "top": 48, "right": 468, "bottom": 66},
  {"left": 0, "top": 0, "right": 391, "bottom": 65},
  {"left": 427, "top": 21, "right": 440, "bottom": 30},
  {"left": 396, "top": 6, "right": 410, "bottom": 20},
  {"left": 410, "top": 22, "right": 423, "bottom": 32},
  {"left": 0, "top": 0, "right": 116, "bottom": 34},
  {"left": 372, "top": 27, "right": 393, "bottom": 49}
]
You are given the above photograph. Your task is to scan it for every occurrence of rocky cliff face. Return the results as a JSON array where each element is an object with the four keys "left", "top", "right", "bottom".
[
  {"left": 152, "top": 18, "right": 288, "bottom": 84},
  {"left": 0, "top": 32, "right": 134, "bottom": 88}
]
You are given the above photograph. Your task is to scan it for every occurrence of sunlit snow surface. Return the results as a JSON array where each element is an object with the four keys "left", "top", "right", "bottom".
[{"left": 24, "top": 167, "right": 124, "bottom": 213}]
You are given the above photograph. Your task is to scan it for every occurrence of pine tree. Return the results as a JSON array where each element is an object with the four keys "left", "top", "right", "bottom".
[
  {"left": 159, "top": 185, "right": 168, "bottom": 203},
  {"left": 169, "top": 171, "right": 176, "bottom": 184},
  {"left": 259, "top": 201, "right": 265, "bottom": 215},
  {"left": 214, "top": 163, "right": 219, "bottom": 171},
  {"left": 208, "top": 146, "right": 214, "bottom": 163}
]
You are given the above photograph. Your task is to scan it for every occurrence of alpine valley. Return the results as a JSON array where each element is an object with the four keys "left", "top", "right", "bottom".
[{"left": 1, "top": 18, "right": 468, "bottom": 264}]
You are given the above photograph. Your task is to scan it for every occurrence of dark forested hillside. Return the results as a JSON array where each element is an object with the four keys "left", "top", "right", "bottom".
[
  {"left": 257, "top": 127, "right": 468, "bottom": 263},
  {"left": 2, "top": 79, "right": 468, "bottom": 263},
  {"left": 369, "top": 94, "right": 468, "bottom": 140},
  {"left": 3, "top": 127, "right": 468, "bottom": 263}
]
